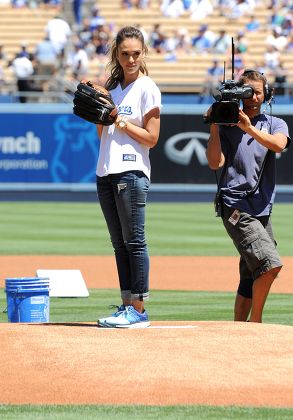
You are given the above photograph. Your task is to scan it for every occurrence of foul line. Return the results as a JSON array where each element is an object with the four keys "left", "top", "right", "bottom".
[
  {"left": 97, "top": 325, "right": 199, "bottom": 330},
  {"left": 148, "top": 325, "right": 198, "bottom": 329}
]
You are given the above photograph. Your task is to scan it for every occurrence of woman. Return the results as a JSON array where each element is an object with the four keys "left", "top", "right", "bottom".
[{"left": 96, "top": 26, "right": 161, "bottom": 328}]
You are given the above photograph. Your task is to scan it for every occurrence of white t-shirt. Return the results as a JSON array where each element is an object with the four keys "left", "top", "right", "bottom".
[
  {"left": 45, "top": 18, "right": 71, "bottom": 54},
  {"left": 12, "top": 56, "right": 34, "bottom": 78},
  {"left": 69, "top": 49, "right": 89, "bottom": 75},
  {"left": 96, "top": 75, "right": 162, "bottom": 180}
]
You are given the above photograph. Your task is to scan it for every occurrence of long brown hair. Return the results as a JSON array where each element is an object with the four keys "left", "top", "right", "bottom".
[{"left": 105, "top": 26, "right": 148, "bottom": 90}]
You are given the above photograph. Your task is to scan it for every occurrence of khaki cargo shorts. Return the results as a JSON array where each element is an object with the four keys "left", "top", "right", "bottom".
[{"left": 222, "top": 204, "right": 282, "bottom": 287}]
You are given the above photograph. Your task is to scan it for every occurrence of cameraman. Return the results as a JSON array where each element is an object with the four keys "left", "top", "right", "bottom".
[{"left": 205, "top": 70, "right": 291, "bottom": 323}]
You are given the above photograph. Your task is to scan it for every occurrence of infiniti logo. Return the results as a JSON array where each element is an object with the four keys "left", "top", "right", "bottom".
[{"left": 164, "top": 132, "right": 210, "bottom": 166}]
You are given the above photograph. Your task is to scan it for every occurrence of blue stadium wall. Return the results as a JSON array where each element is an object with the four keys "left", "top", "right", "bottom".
[{"left": 0, "top": 102, "right": 292, "bottom": 202}]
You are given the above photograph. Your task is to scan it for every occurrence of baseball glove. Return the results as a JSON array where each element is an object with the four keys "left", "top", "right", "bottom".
[{"left": 73, "top": 80, "right": 118, "bottom": 125}]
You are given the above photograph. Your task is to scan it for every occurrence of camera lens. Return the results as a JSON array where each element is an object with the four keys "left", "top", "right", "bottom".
[{"left": 242, "top": 85, "right": 254, "bottom": 99}]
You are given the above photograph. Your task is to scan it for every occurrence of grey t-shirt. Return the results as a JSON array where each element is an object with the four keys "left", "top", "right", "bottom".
[{"left": 219, "top": 113, "right": 290, "bottom": 216}]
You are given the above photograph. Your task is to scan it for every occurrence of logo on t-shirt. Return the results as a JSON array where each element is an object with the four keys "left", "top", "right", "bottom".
[
  {"left": 118, "top": 105, "right": 132, "bottom": 116},
  {"left": 123, "top": 154, "right": 136, "bottom": 162}
]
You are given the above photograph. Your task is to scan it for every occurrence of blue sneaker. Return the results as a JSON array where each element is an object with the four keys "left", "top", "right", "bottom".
[
  {"left": 105, "top": 305, "right": 150, "bottom": 328},
  {"left": 98, "top": 304, "right": 125, "bottom": 327}
]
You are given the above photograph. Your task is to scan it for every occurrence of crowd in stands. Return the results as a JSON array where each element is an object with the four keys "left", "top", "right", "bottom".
[
  {"left": 10, "top": 0, "right": 61, "bottom": 7},
  {"left": 0, "top": 0, "right": 292, "bottom": 101}
]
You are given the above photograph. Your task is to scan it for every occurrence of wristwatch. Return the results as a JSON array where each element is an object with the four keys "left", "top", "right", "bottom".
[{"left": 116, "top": 117, "right": 128, "bottom": 130}]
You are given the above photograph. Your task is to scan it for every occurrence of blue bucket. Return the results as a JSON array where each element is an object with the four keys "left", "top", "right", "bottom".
[{"left": 5, "top": 277, "right": 50, "bottom": 323}]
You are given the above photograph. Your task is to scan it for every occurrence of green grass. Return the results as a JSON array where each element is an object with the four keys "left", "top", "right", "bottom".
[
  {"left": 0, "top": 202, "right": 292, "bottom": 256},
  {"left": 0, "top": 404, "right": 292, "bottom": 420},
  {"left": 1, "top": 288, "right": 292, "bottom": 326}
]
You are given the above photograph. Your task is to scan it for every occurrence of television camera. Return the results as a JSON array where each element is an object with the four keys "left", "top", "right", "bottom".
[
  {"left": 210, "top": 80, "right": 254, "bottom": 124},
  {"left": 208, "top": 38, "right": 254, "bottom": 124}
]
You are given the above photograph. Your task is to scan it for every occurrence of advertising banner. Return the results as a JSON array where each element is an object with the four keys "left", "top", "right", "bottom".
[
  {"left": 0, "top": 106, "right": 292, "bottom": 185},
  {"left": 151, "top": 113, "right": 293, "bottom": 184},
  {"left": 0, "top": 111, "right": 98, "bottom": 183}
]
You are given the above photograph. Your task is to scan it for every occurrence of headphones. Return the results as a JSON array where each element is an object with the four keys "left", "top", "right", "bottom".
[{"left": 241, "top": 69, "right": 274, "bottom": 102}]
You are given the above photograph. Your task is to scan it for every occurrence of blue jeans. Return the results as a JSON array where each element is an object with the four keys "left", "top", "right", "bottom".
[{"left": 96, "top": 171, "right": 150, "bottom": 302}]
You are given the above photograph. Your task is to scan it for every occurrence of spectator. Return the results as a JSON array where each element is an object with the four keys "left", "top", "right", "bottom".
[
  {"left": 223, "top": 46, "right": 246, "bottom": 81},
  {"left": 182, "top": 0, "right": 192, "bottom": 8},
  {"left": 67, "top": 42, "right": 89, "bottom": 79},
  {"left": 89, "top": 6, "right": 106, "bottom": 31},
  {"left": 11, "top": 0, "right": 28, "bottom": 7},
  {"left": 78, "top": 18, "right": 92, "bottom": 45},
  {"left": 191, "top": 24, "right": 215, "bottom": 54},
  {"left": 133, "top": 0, "right": 150, "bottom": 7},
  {"left": 212, "top": 29, "right": 231, "bottom": 54},
  {"left": 41, "top": 0, "right": 61, "bottom": 7},
  {"left": 226, "top": 0, "right": 253, "bottom": 20},
  {"left": 148, "top": 23, "right": 165, "bottom": 50},
  {"left": 91, "top": 24, "right": 111, "bottom": 56},
  {"left": 281, "top": 11, "right": 292, "bottom": 36},
  {"left": 148, "top": 23, "right": 167, "bottom": 53},
  {"left": 263, "top": 44, "right": 281, "bottom": 70},
  {"left": 232, "top": 46, "right": 246, "bottom": 75},
  {"left": 266, "top": 27, "right": 288, "bottom": 51},
  {"left": 189, "top": 0, "right": 214, "bottom": 21},
  {"left": 160, "top": 0, "right": 184, "bottom": 18},
  {"left": 162, "top": 28, "right": 192, "bottom": 59},
  {"left": 267, "top": 5, "right": 286, "bottom": 30},
  {"left": 44, "top": 14, "right": 72, "bottom": 57},
  {"left": 10, "top": 52, "right": 34, "bottom": 102},
  {"left": 18, "top": 41, "right": 30, "bottom": 59},
  {"left": 34, "top": 33, "right": 58, "bottom": 75},
  {"left": 235, "top": 30, "right": 248, "bottom": 53},
  {"left": 245, "top": 14, "right": 261, "bottom": 32},
  {"left": 217, "top": 0, "right": 233, "bottom": 17},
  {"left": 121, "top": 0, "right": 132, "bottom": 8},
  {"left": 73, "top": 0, "right": 83, "bottom": 27},
  {"left": 175, "top": 27, "right": 192, "bottom": 54}
]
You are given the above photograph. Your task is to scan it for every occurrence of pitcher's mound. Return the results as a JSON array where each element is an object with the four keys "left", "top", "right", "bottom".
[{"left": 0, "top": 321, "right": 292, "bottom": 407}]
